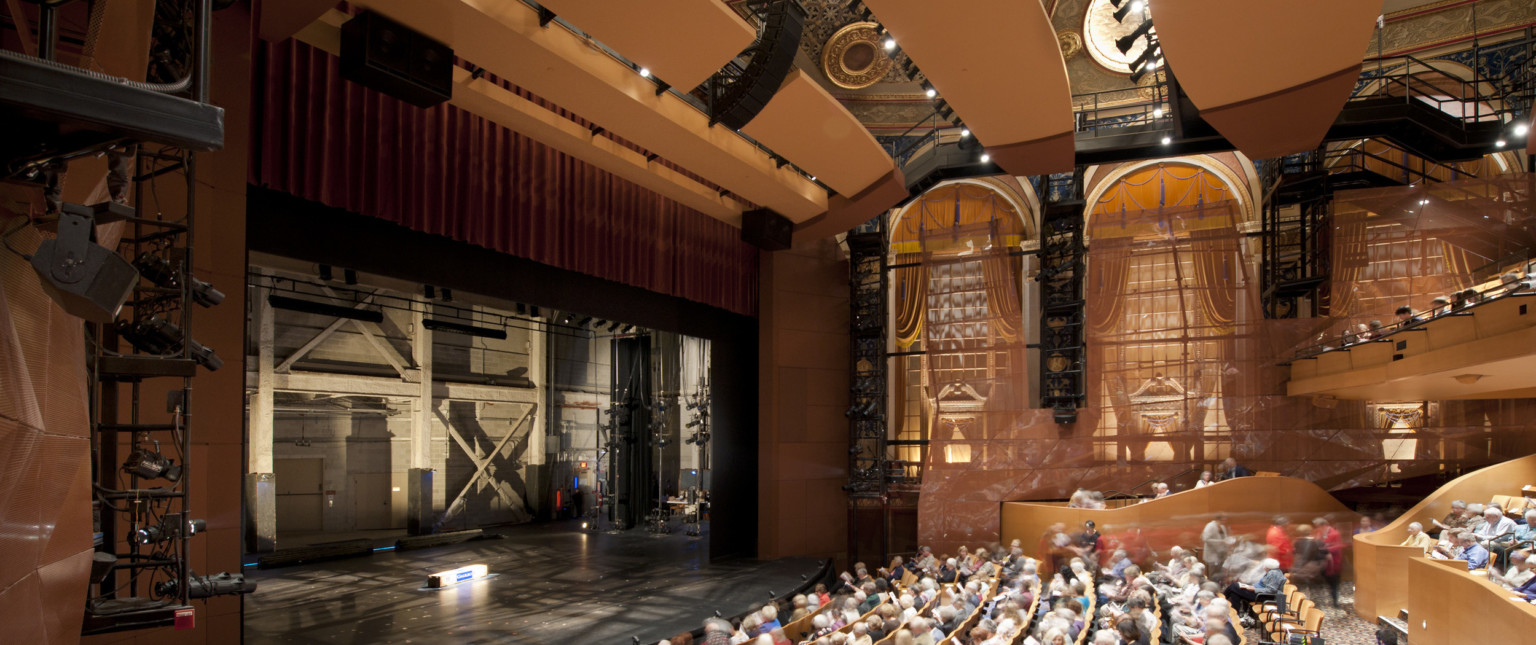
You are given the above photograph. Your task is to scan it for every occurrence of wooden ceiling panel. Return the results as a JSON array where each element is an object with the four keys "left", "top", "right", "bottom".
[
  {"left": 740, "top": 69, "right": 897, "bottom": 198},
  {"left": 864, "top": 0, "right": 1075, "bottom": 176},
  {"left": 534, "top": 0, "right": 756, "bottom": 93},
  {"left": 1152, "top": 0, "right": 1384, "bottom": 158}
]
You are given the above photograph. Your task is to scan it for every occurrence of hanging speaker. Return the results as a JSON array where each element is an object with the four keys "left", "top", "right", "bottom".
[
  {"left": 741, "top": 209, "right": 793, "bottom": 251},
  {"left": 340, "top": 10, "right": 453, "bottom": 108},
  {"left": 29, "top": 207, "right": 138, "bottom": 323}
]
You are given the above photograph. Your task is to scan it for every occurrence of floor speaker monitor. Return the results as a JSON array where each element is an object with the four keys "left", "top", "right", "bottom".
[
  {"left": 341, "top": 10, "right": 453, "bottom": 108},
  {"left": 741, "top": 209, "right": 793, "bottom": 251}
]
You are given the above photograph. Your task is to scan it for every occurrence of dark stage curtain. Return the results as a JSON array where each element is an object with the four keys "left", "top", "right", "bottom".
[{"left": 250, "top": 40, "right": 759, "bottom": 316}]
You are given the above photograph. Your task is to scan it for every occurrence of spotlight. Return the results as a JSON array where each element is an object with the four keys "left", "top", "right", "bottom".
[
  {"left": 132, "top": 253, "right": 225, "bottom": 307},
  {"left": 1516, "top": 123, "right": 1530, "bottom": 136},
  {"left": 577, "top": 316, "right": 593, "bottom": 327},
  {"left": 424, "top": 285, "right": 436, "bottom": 299},
  {"left": 123, "top": 444, "right": 182, "bottom": 482},
  {"left": 1153, "top": 107, "right": 1163, "bottom": 118},
  {"left": 156, "top": 571, "right": 256, "bottom": 599},
  {"left": 343, "top": 268, "right": 357, "bottom": 285},
  {"left": 1132, "top": 0, "right": 1144, "bottom": 12},
  {"left": 133, "top": 524, "right": 169, "bottom": 545},
  {"left": 925, "top": 87, "right": 936, "bottom": 98},
  {"left": 1496, "top": 139, "right": 1507, "bottom": 147},
  {"left": 809, "top": 175, "right": 817, "bottom": 181},
  {"left": 318, "top": 264, "right": 333, "bottom": 281},
  {"left": 961, "top": 128, "right": 971, "bottom": 138},
  {"left": 980, "top": 153, "right": 991, "bottom": 163},
  {"left": 116, "top": 317, "right": 223, "bottom": 370},
  {"left": 883, "top": 37, "right": 895, "bottom": 51},
  {"left": 530, "top": 306, "right": 541, "bottom": 318},
  {"left": 1161, "top": 136, "right": 1172, "bottom": 145},
  {"left": 441, "top": 288, "right": 452, "bottom": 302},
  {"left": 638, "top": 67, "right": 650, "bottom": 78},
  {"left": 516, "top": 303, "right": 527, "bottom": 316},
  {"left": 1113, "top": 1, "right": 1136, "bottom": 22},
  {"left": 1419, "top": 199, "right": 1431, "bottom": 205},
  {"left": 621, "top": 324, "right": 635, "bottom": 333},
  {"left": 607, "top": 320, "right": 622, "bottom": 332},
  {"left": 562, "top": 313, "right": 573, "bottom": 324},
  {"left": 1116, "top": 21, "right": 1155, "bottom": 55}
]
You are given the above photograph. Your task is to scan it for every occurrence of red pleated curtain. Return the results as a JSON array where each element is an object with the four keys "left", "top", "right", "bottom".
[{"left": 250, "top": 39, "right": 759, "bottom": 316}]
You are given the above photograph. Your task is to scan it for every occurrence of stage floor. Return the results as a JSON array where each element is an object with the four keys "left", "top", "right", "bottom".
[{"left": 243, "top": 521, "right": 821, "bottom": 645}]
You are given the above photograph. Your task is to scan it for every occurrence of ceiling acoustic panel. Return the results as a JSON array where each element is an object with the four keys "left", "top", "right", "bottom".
[
  {"left": 864, "top": 0, "right": 1075, "bottom": 177},
  {"left": 1152, "top": 0, "right": 1384, "bottom": 159},
  {"left": 739, "top": 69, "right": 897, "bottom": 199},
  {"left": 534, "top": 0, "right": 756, "bottom": 93}
]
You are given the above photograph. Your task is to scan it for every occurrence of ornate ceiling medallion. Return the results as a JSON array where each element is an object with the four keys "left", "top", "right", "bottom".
[
  {"left": 1083, "top": 0, "right": 1151, "bottom": 75},
  {"left": 821, "top": 21, "right": 894, "bottom": 90},
  {"left": 1057, "top": 30, "right": 1084, "bottom": 62}
]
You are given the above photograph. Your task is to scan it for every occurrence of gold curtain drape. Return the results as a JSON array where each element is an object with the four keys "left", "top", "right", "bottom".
[
  {"left": 980, "top": 254, "right": 1023, "bottom": 342},
  {"left": 894, "top": 253, "right": 926, "bottom": 348},
  {"left": 1190, "top": 234, "right": 1237, "bottom": 335},
  {"left": 1088, "top": 248, "right": 1131, "bottom": 335}
]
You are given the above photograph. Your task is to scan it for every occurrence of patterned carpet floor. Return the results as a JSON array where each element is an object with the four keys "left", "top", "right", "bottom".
[{"left": 1241, "top": 582, "right": 1385, "bottom": 645}]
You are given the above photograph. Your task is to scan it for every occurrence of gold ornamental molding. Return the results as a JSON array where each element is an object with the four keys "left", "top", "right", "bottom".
[
  {"left": 1057, "top": 30, "right": 1083, "bottom": 62},
  {"left": 821, "top": 21, "right": 894, "bottom": 90}
]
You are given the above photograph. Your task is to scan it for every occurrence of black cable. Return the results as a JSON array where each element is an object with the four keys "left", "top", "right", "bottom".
[{"left": 1, "top": 215, "right": 34, "bottom": 260}]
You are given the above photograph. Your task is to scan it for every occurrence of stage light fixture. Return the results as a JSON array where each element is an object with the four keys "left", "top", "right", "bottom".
[
  {"left": 883, "top": 37, "right": 895, "bottom": 51},
  {"left": 1516, "top": 123, "right": 1529, "bottom": 136},
  {"left": 1496, "top": 139, "right": 1507, "bottom": 147},
  {"left": 1113, "top": 1, "right": 1136, "bottom": 22},
  {"left": 424, "top": 284, "right": 436, "bottom": 299},
  {"left": 422, "top": 317, "right": 508, "bottom": 340},
  {"left": 980, "top": 153, "right": 991, "bottom": 163},
  {"left": 123, "top": 444, "right": 182, "bottom": 482},
  {"left": 621, "top": 324, "right": 635, "bottom": 333},
  {"left": 516, "top": 303, "right": 527, "bottom": 316},
  {"left": 156, "top": 571, "right": 255, "bottom": 599},
  {"left": 132, "top": 253, "right": 225, "bottom": 308},
  {"left": 562, "top": 313, "right": 573, "bottom": 324},
  {"left": 1161, "top": 136, "right": 1172, "bottom": 145},
  {"left": 577, "top": 316, "right": 593, "bottom": 327},
  {"left": 268, "top": 295, "right": 384, "bottom": 323},
  {"left": 638, "top": 67, "right": 651, "bottom": 78},
  {"left": 925, "top": 87, "right": 937, "bottom": 98},
  {"left": 607, "top": 320, "right": 622, "bottom": 332},
  {"left": 133, "top": 524, "right": 169, "bottom": 545},
  {"left": 116, "top": 317, "right": 224, "bottom": 370},
  {"left": 343, "top": 268, "right": 357, "bottom": 285},
  {"left": 1153, "top": 107, "right": 1164, "bottom": 118},
  {"left": 961, "top": 128, "right": 971, "bottom": 138},
  {"left": 530, "top": 306, "right": 541, "bottom": 318},
  {"left": 441, "top": 288, "right": 453, "bottom": 302},
  {"left": 1116, "top": 21, "right": 1154, "bottom": 54},
  {"left": 318, "top": 264, "right": 333, "bottom": 281}
]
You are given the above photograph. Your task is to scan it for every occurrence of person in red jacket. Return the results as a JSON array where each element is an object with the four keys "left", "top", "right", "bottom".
[
  {"left": 1314, "top": 517, "right": 1345, "bottom": 606},
  {"left": 1266, "top": 515, "right": 1294, "bottom": 571}
]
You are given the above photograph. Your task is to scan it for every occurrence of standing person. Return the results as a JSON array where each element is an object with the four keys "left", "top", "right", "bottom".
[
  {"left": 1314, "top": 518, "right": 1345, "bottom": 606},
  {"left": 1266, "top": 516, "right": 1294, "bottom": 571},
  {"left": 1218, "top": 457, "right": 1252, "bottom": 481},
  {"left": 1202, "top": 513, "right": 1231, "bottom": 572}
]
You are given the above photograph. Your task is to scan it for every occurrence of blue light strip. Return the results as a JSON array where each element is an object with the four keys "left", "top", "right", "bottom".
[{"left": 373, "top": 546, "right": 396, "bottom": 552}]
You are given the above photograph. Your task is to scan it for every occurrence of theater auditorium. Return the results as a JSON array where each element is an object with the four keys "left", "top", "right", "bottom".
[{"left": 1, "top": 1, "right": 1535, "bottom": 644}]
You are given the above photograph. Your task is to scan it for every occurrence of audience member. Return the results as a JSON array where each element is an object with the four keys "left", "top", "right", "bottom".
[
  {"left": 1399, "top": 522, "right": 1434, "bottom": 554},
  {"left": 1194, "top": 470, "right": 1214, "bottom": 488},
  {"left": 1202, "top": 513, "right": 1231, "bottom": 568},
  {"left": 1218, "top": 457, "right": 1252, "bottom": 481},
  {"left": 1266, "top": 516, "right": 1294, "bottom": 570},
  {"left": 1313, "top": 517, "right": 1345, "bottom": 606},
  {"left": 1396, "top": 305, "right": 1421, "bottom": 325}
]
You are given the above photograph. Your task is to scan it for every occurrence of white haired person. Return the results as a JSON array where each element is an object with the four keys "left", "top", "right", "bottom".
[
  {"left": 1222, "top": 557, "right": 1284, "bottom": 615},
  {"left": 1400, "top": 521, "right": 1434, "bottom": 554}
]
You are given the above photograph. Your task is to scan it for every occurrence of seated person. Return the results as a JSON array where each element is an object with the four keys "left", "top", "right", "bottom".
[
  {"left": 1395, "top": 305, "right": 1422, "bottom": 326},
  {"left": 1472, "top": 505, "right": 1517, "bottom": 546},
  {"left": 1400, "top": 522, "right": 1435, "bottom": 554},
  {"left": 1491, "top": 549, "right": 1533, "bottom": 590},
  {"left": 1457, "top": 532, "right": 1490, "bottom": 570},
  {"left": 1223, "top": 558, "right": 1284, "bottom": 611},
  {"left": 1431, "top": 500, "right": 1472, "bottom": 536}
]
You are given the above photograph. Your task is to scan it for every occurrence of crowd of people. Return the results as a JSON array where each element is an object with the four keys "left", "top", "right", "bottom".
[
  {"left": 1406, "top": 497, "right": 1536, "bottom": 600},
  {"left": 1310, "top": 263, "right": 1536, "bottom": 356},
  {"left": 658, "top": 479, "right": 1536, "bottom": 645}
]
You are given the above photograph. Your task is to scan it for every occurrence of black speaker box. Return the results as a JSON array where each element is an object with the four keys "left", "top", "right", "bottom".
[
  {"left": 741, "top": 209, "right": 793, "bottom": 251},
  {"left": 340, "top": 10, "right": 453, "bottom": 108}
]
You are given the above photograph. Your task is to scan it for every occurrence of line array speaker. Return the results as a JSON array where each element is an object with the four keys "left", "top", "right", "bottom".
[{"left": 340, "top": 10, "right": 454, "bottom": 108}]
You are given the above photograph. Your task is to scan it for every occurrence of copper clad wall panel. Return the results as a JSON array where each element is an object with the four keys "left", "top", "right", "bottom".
[
  {"left": 1406, "top": 556, "right": 1536, "bottom": 645},
  {"left": 533, "top": 0, "right": 756, "bottom": 93}
]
